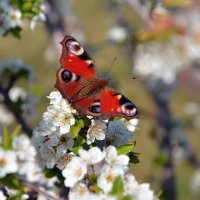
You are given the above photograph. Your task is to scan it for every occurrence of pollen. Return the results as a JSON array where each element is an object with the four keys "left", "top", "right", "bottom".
[{"left": 0, "top": 158, "right": 6, "bottom": 167}]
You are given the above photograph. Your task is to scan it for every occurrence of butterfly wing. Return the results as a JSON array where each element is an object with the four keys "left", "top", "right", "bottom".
[
  {"left": 100, "top": 88, "right": 139, "bottom": 119},
  {"left": 60, "top": 35, "right": 97, "bottom": 79},
  {"left": 56, "top": 35, "right": 139, "bottom": 120},
  {"left": 56, "top": 35, "right": 99, "bottom": 102},
  {"left": 69, "top": 87, "right": 139, "bottom": 120}
]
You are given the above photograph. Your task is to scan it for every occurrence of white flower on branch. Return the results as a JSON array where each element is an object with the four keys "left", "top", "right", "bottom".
[
  {"left": 6, "top": 8, "right": 22, "bottom": 28},
  {"left": 0, "top": 147, "right": 18, "bottom": 178},
  {"left": 105, "top": 145, "right": 129, "bottom": 169},
  {"left": 79, "top": 147, "right": 105, "bottom": 165},
  {"left": 69, "top": 183, "right": 91, "bottom": 200},
  {"left": 12, "top": 134, "right": 36, "bottom": 162},
  {"left": 123, "top": 118, "right": 139, "bottom": 132},
  {"left": 86, "top": 119, "right": 107, "bottom": 145},
  {"left": 0, "top": 191, "right": 6, "bottom": 200},
  {"left": 62, "top": 157, "right": 87, "bottom": 187},
  {"left": 97, "top": 164, "right": 124, "bottom": 194},
  {"left": 0, "top": 105, "right": 14, "bottom": 125},
  {"left": 30, "top": 12, "right": 46, "bottom": 31}
]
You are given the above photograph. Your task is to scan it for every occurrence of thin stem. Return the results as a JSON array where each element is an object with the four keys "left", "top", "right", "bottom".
[{"left": 20, "top": 179, "right": 62, "bottom": 200}]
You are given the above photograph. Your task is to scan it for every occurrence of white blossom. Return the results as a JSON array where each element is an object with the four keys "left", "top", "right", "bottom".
[
  {"left": 57, "top": 152, "right": 76, "bottom": 170},
  {"left": 105, "top": 146, "right": 129, "bottom": 169},
  {"left": 0, "top": 105, "right": 14, "bottom": 125},
  {"left": 107, "top": 25, "right": 128, "bottom": 43},
  {"left": 97, "top": 165, "right": 124, "bottom": 194},
  {"left": 123, "top": 118, "right": 139, "bottom": 132},
  {"left": 79, "top": 147, "right": 105, "bottom": 165},
  {"left": 0, "top": 191, "right": 7, "bottom": 200},
  {"left": 30, "top": 12, "right": 46, "bottom": 31},
  {"left": 0, "top": 148, "right": 18, "bottom": 178},
  {"left": 6, "top": 8, "right": 22, "bottom": 28},
  {"left": 123, "top": 174, "right": 138, "bottom": 196},
  {"left": 69, "top": 183, "right": 91, "bottom": 200},
  {"left": 12, "top": 134, "right": 36, "bottom": 161},
  {"left": 62, "top": 157, "right": 87, "bottom": 187},
  {"left": 135, "top": 183, "right": 154, "bottom": 200},
  {"left": 87, "top": 119, "right": 107, "bottom": 145}
]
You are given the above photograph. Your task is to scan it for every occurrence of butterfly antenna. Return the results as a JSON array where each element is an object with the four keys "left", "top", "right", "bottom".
[{"left": 107, "top": 57, "right": 117, "bottom": 80}]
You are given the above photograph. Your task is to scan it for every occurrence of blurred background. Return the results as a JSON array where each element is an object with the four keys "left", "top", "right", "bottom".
[{"left": 0, "top": 0, "right": 200, "bottom": 199}]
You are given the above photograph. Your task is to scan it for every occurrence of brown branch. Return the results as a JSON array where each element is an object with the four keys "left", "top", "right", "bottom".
[{"left": 20, "top": 179, "right": 62, "bottom": 200}]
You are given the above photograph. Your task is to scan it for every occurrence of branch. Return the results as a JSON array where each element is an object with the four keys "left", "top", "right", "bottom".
[
  {"left": 0, "top": 84, "right": 33, "bottom": 137},
  {"left": 20, "top": 179, "right": 62, "bottom": 200}
]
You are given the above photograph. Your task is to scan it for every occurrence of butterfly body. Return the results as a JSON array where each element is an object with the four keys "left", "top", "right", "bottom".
[{"left": 55, "top": 35, "right": 139, "bottom": 120}]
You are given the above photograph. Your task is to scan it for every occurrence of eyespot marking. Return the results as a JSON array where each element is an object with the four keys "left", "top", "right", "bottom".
[
  {"left": 66, "top": 40, "right": 84, "bottom": 56},
  {"left": 89, "top": 101, "right": 101, "bottom": 114},
  {"left": 61, "top": 69, "right": 77, "bottom": 82},
  {"left": 119, "top": 96, "right": 138, "bottom": 117}
]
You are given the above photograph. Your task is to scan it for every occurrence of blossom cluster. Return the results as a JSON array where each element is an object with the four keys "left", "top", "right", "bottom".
[
  {"left": 0, "top": 132, "right": 59, "bottom": 199},
  {"left": 30, "top": 91, "right": 158, "bottom": 199},
  {"left": 63, "top": 146, "right": 157, "bottom": 200},
  {"left": 32, "top": 91, "right": 139, "bottom": 168},
  {"left": 0, "top": 0, "right": 45, "bottom": 36},
  {"left": 0, "top": 1, "right": 22, "bottom": 35},
  {"left": 133, "top": 5, "right": 200, "bottom": 85}
]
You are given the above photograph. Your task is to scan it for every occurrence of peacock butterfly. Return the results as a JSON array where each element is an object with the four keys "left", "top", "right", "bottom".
[{"left": 55, "top": 35, "right": 139, "bottom": 120}]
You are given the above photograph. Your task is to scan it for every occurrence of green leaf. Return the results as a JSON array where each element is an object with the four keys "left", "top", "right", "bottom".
[
  {"left": 71, "top": 135, "right": 85, "bottom": 155},
  {"left": 110, "top": 176, "right": 124, "bottom": 195},
  {"left": 70, "top": 119, "right": 84, "bottom": 138},
  {"left": 43, "top": 167, "right": 64, "bottom": 183},
  {"left": 0, "top": 174, "right": 23, "bottom": 190},
  {"left": 128, "top": 152, "right": 140, "bottom": 164},
  {"left": 10, "top": 125, "right": 21, "bottom": 141},
  {"left": 3, "top": 126, "right": 11, "bottom": 150},
  {"left": 117, "top": 143, "right": 135, "bottom": 155},
  {"left": 9, "top": 27, "right": 22, "bottom": 39},
  {"left": 94, "top": 185, "right": 102, "bottom": 193}
]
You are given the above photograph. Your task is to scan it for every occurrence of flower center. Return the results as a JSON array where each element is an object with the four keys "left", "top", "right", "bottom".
[
  {"left": 106, "top": 173, "right": 115, "bottom": 183},
  {"left": 0, "top": 158, "right": 6, "bottom": 167},
  {"left": 75, "top": 168, "right": 83, "bottom": 178}
]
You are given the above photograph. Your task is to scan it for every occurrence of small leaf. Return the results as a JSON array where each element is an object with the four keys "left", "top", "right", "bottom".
[
  {"left": 94, "top": 185, "right": 102, "bottom": 193},
  {"left": 117, "top": 143, "right": 135, "bottom": 155},
  {"left": 9, "top": 27, "right": 22, "bottom": 38},
  {"left": 3, "top": 126, "right": 11, "bottom": 150},
  {"left": 70, "top": 119, "right": 84, "bottom": 138},
  {"left": 71, "top": 135, "right": 85, "bottom": 155},
  {"left": 0, "top": 174, "right": 23, "bottom": 190},
  {"left": 43, "top": 167, "right": 64, "bottom": 183},
  {"left": 128, "top": 152, "right": 140, "bottom": 164},
  {"left": 110, "top": 176, "right": 124, "bottom": 195},
  {"left": 10, "top": 125, "right": 22, "bottom": 141}
]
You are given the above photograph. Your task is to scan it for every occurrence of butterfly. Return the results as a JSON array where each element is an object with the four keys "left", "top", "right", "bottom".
[{"left": 55, "top": 35, "right": 139, "bottom": 120}]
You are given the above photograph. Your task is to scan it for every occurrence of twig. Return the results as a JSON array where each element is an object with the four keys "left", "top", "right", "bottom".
[
  {"left": 20, "top": 179, "right": 62, "bottom": 200},
  {"left": 0, "top": 84, "right": 33, "bottom": 137}
]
